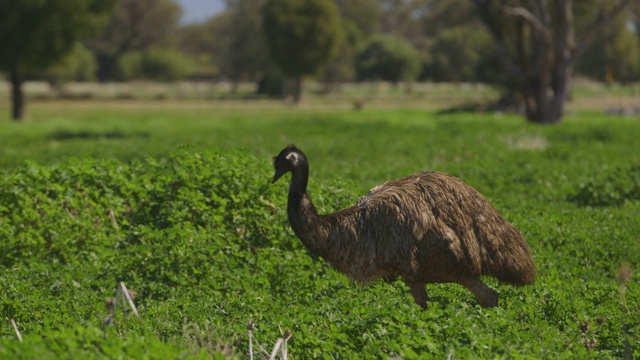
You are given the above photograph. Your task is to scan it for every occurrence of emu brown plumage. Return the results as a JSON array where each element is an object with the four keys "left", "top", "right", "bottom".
[{"left": 272, "top": 145, "right": 535, "bottom": 308}]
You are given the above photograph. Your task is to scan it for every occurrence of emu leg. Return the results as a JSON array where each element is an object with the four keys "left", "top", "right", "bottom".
[
  {"left": 408, "top": 282, "right": 431, "bottom": 309},
  {"left": 461, "top": 278, "right": 498, "bottom": 308}
]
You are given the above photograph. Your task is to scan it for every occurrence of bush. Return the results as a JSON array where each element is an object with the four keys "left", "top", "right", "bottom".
[
  {"left": 0, "top": 325, "right": 217, "bottom": 359},
  {"left": 115, "top": 48, "right": 194, "bottom": 82},
  {"left": 1, "top": 121, "right": 639, "bottom": 358},
  {"left": 30, "top": 43, "right": 97, "bottom": 85},
  {"left": 114, "top": 52, "right": 143, "bottom": 81},
  {"left": 422, "top": 26, "right": 493, "bottom": 82},
  {"left": 355, "top": 34, "right": 421, "bottom": 84},
  {"left": 569, "top": 162, "right": 640, "bottom": 206},
  {"left": 0, "top": 148, "right": 361, "bottom": 357},
  {"left": 0, "top": 149, "right": 293, "bottom": 269},
  {"left": 140, "top": 48, "right": 194, "bottom": 82}
]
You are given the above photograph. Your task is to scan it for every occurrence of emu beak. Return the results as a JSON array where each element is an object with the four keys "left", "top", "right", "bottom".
[{"left": 272, "top": 169, "right": 286, "bottom": 184}]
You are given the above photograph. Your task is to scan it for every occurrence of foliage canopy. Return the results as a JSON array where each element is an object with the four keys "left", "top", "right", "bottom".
[
  {"left": 0, "top": 0, "right": 114, "bottom": 72},
  {"left": 86, "top": 0, "right": 182, "bottom": 82},
  {"left": 355, "top": 34, "right": 421, "bottom": 84},
  {"left": 263, "top": 0, "right": 343, "bottom": 100},
  {"left": 0, "top": 0, "right": 115, "bottom": 119},
  {"left": 473, "top": 0, "right": 637, "bottom": 123}
]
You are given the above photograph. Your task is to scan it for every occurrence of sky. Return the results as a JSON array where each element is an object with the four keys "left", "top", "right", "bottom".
[{"left": 176, "top": 0, "right": 226, "bottom": 24}]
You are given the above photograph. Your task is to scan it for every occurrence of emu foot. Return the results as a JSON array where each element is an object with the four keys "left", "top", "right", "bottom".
[
  {"left": 461, "top": 278, "right": 498, "bottom": 308},
  {"left": 408, "top": 282, "right": 431, "bottom": 309}
]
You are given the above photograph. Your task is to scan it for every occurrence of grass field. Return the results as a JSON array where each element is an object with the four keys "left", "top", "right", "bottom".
[{"left": 0, "top": 84, "right": 639, "bottom": 358}]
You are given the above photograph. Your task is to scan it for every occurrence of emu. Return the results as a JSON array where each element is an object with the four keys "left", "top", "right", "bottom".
[{"left": 272, "top": 145, "right": 535, "bottom": 308}]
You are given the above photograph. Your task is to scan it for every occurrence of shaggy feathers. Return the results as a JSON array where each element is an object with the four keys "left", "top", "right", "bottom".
[{"left": 272, "top": 144, "right": 535, "bottom": 308}]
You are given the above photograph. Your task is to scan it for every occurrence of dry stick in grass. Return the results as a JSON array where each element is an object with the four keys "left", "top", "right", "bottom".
[
  {"left": 248, "top": 322, "right": 254, "bottom": 360},
  {"left": 103, "top": 282, "right": 139, "bottom": 326},
  {"left": 269, "top": 338, "right": 285, "bottom": 360},
  {"left": 248, "top": 322, "right": 271, "bottom": 359},
  {"left": 271, "top": 325, "right": 292, "bottom": 360},
  {"left": 119, "top": 282, "right": 139, "bottom": 318},
  {"left": 267, "top": 331, "right": 292, "bottom": 360},
  {"left": 248, "top": 321, "right": 291, "bottom": 360},
  {"left": 11, "top": 319, "right": 22, "bottom": 343},
  {"left": 282, "top": 329, "right": 292, "bottom": 359},
  {"left": 109, "top": 209, "right": 120, "bottom": 231},
  {"left": 247, "top": 321, "right": 292, "bottom": 360}
]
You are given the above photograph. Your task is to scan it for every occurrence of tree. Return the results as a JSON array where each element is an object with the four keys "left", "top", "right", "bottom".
[
  {"left": 419, "top": 0, "right": 478, "bottom": 37},
  {"left": 473, "top": 0, "right": 639, "bottom": 124},
  {"left": 263, "top": 0, "right": 342, "bottom": 102},
  {"left": 221, "top": 0, "right": 270, "bottom": 91},
  {"left": 576, "top": 8, "right": 640, "bottom": 83},
  {"left": 175, "top": 20, "right": 222, "bottom": 79},
  {"left": 32, "top": 43, "right": 98, "bottom": 87},
  {"left": 378, "top": 0, "right": 425, "bottom": 38},
  {"left": 423, "top": 26, "right": 493, "bottom": 82},
  {"left": 86, "top": 0, "right": 181, "bottom": 82},
  {"left": 320, "top": 0, "right": 379, "bottom": 87},
  {"left": 0, "top": 0, "right": 115, "bottom": 120},
  {"left": 355, "top": 34, "right": 421, "bottom": 85}
]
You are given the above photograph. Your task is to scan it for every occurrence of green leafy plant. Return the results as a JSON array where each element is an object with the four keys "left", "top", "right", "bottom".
[
  {"left": 570, "top": 162, "right": 640, "bottom": 206},
  {"left": 0, "top": 104, "right": 639, "bottom": 358}
]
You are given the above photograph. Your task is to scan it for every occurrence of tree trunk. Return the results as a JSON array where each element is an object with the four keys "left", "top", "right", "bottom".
[
  {"left": 292, "top": 77, "right": 302, "bottom": 103},
  {"left": 523, "top": 79, "right": 569, "bottom": 124},
  {"left": 523, "top": 0, "right": 573, "bottom": 124},
  {"left": 10, "top": 69, "right": 25, "bottom": 121},
  {"left": 96, "top": 53, "right": 118, "bottom": 82},
  {"left": 474, "top": 0, "right": 634, "bottom": 124}
]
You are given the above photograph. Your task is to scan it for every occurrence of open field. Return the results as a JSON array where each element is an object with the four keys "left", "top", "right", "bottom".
[{"left": 0, "top": 85, "right": 639, "bottom": 358}]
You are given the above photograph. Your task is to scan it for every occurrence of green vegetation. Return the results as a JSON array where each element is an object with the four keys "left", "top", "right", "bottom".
[
  {"left": 87, "top": 0, "right": 182, "bottom": 83},
  {"left": 263, "top": 0, "right": 343, "bottom": 102},
  {"left": 4, "top": 1, "right": 640, "bottom": 123},
  {"left": 0, "top": 99, "right": 639, "bottom": 358},
  {"left": 355, "top": 34, "right": 421, "bottom": 84},
  {"left": 0, "top": 0, "right": 116, "bottom": 119},
  {"left": 116, "top": 48, "right": 195, "bottom": 82}
]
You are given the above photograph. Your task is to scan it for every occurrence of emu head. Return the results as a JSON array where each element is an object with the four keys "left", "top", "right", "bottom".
[{"left": 272, "top": 144, "right": 303, "bottom": 183}]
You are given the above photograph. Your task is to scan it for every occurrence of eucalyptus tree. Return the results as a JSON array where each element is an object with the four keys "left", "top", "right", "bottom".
[{"left": 473, "top": 0, "right": 638, "bottom": 123}]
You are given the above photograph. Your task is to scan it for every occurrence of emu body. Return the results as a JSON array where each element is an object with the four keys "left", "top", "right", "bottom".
[{"left": 272, "top": 145, "right": 535, "bottom": 308}]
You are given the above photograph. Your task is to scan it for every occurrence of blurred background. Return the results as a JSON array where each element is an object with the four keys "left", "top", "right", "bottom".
[{"left": 1, "top": 0, "right": 639, "bottom": 123}]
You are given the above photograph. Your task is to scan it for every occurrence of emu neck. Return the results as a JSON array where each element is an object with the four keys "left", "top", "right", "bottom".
[
  {"left": 286, "top": 163, "right": 325, "bottom": 256},
  {"left": 288, "top": 162, "right": 309, "bottom": 199}
]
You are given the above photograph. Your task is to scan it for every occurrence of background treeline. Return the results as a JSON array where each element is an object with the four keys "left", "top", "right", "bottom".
[
  {"left": 2, "top": 0, "right": 640, "bottom": 123},
  {"left": 24, "top": 0, "right": 640, "bottom": 87}
]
